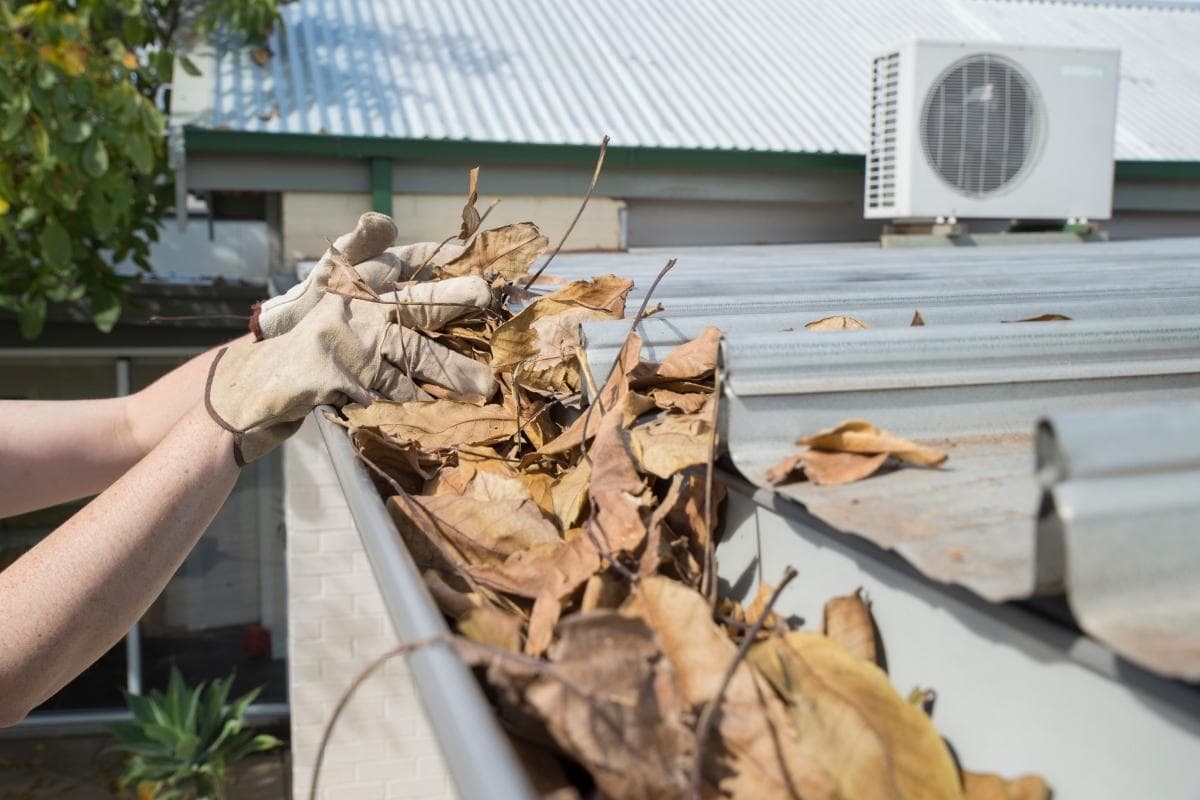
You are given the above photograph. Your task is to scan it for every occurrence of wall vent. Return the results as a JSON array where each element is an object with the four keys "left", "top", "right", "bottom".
[{"left": 867, "top": 51, "right": 900, "bottom": 211}]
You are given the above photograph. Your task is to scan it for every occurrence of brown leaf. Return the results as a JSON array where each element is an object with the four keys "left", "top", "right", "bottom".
[
  {"left": 537, "top": 333, "right": 643, "bottom": 456},
  {"left": 458, "top": 166, "right": 481, "bottom": 240},
  {"left": 963, "top": 772, "right": 1051, "bottom": 800},
  {"left": 525, "top": 591, "right": 561, "bottom": 658},
  {"left": 345, "top": 400, "right": 518, "bottom": 449},
  {"left": 801, "top": 450, "right": 890, "bottom": 486},
  {"left": 629, "top": 412, "right": 714, "bottom": 479},
  {"left": 1002, "top": 313, "right": 1072, "bottom": 323},
  {"left": 458, "top": 606, "right": 523, "bottom": 652},
  {"left": 764, "top": 452, "right": 805, "bottom": 486},
  {"left": 744, "top": 580, "right": 785, "bottom": 632},
  {"left": 442, "top": 222, "right": 549, "bottom": 280},
  {"left": 580, "top": 571, "right": 628, "bottom": 612},
  {"left": 517, "top": 471, "right": 557, "bottom": 519},
  {"left": 822, "top": 588, "right": 881, "bottom": 666},
  {"left": 251, "top": 47, "right": 272, "bottom": 67},
  {"left": 550, "top": 459, "right": 592, "bottom": 530},
  {"left": 525, "top": 612, "right": 695, "bottom": 799},
  {"left": 630, "top": 578, "right": 838, "bottom": 799},
  {"left": 587, "top": 406, "right": 650, "bottom": 554},
  {"left": 799, "top": 419, "right": 948, "bottom": 467},
  {"left": 491, "top": 275, "right": 634, "bottom": 396},
  {"left": 325, "top": 246, "right": 382, "bottom": 301},
  {"left": 748, "top": 631, "right": 961, "bottom": 800},
  {"left": 645, "top": 325, "right": 721, "bottom": 382},
  {"left": 911, "top": 309, "right": 925, "bottom": 326},
  {"left": 422, "top": 569, "right": 480, "bottom": 618},
  {"left": 349, "top": 426, "right": 441, "bottom": 495},
  {"left": 805, "top": 314, "right": 870, "bottom": 330},
  {"left": 647, "top": 387, "right": 711, "bottom": 414}
]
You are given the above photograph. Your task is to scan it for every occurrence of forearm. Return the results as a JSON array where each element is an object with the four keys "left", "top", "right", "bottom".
[
  {"left": 0, "top": 403, "right": 239, "bottom": 726},
  {"left": 0, "top": 335, "right": 249, "bottom": 517}
]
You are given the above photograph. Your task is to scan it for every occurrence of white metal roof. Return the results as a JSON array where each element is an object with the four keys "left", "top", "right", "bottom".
[{"left": 185, "top": 0, "right": 1200, "bottom": 161}]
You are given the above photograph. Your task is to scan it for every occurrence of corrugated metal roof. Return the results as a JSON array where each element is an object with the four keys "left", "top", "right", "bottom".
[
  {"left": 186, "top": 0, "right": 1200, "bottom": 161},
  {"left": 547, "top": 237, "right": 1200, "bottom": 675}
]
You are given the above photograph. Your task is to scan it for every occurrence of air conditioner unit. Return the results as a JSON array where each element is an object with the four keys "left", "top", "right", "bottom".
[{"left": 864, "top": 40, "right": 1120, "bottom": 221}]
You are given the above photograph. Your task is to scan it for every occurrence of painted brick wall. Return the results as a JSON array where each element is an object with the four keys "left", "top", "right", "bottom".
[{"left": 285, "top": 418, "right": 457, "bottom": 800}]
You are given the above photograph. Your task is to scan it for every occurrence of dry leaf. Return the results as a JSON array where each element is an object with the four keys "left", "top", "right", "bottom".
[
  {"left": 458, "top": 606, "right": 522, "bottom": 652},
  {"left": 963, "top": 772, "right": 1052, "bottom": 800},
  {"left": 799, "top": 419, "right": 948, "bottom": 467},
  {"left": 442, "top": 222, "right": 549, "bottom": 280},
  {"left": 525, "top": 612, "right": 695, "bottom": 799},
  {"left": 550, "top": 459, "right": 592, "bottom": 529},
  {"left": 801, "top": 450, "right": 890, "bottom": 486},
  {"left": 1003, "top": 313, "right": 1072, "bottom": 323},
  {"left": 822, "top": 588, "right": 881, "bottom": 666},
  {"left": 647, "top": 387, "right": 711, "bottom": 414},
  {"left": 805, "top": 315, "right": 870, "bottom": 330},
  {"left": 525, "top": 591, "right": 561, "bottom": 657},
  {"left": 491, "top": 275, "right": 634, "bottom": 396},
  {"left": 422, "top": 569, "right": 480, "bottom": 618},
  {"left": 635, "top": 325, "right": 721, "bottom": 383},
  {"left": 459, "top": 166, "right": 481, "bottom": 240},
  {"left": 587, "top": 406, "right": 650, "bottom": 554},
  {"left": 629, "top": 413, "right": 713, "bottom": 479},
  {"left": 580, "top": 572, "right": 627, "bottom": 612},
  {"left": 744, "top": 580, "right": 785, "bottom": 632},
  {"left": 538, "top": 333, "right": 643, "bottom": 456},
  {"left": 349, "top": 426, "right": 440, "bottom": 495},
  {"left": 250, "top": 47, "right": 272, "bottom": 67},
  {"left": 630, "top": 578, "right": 837, "bottom": 799},
  {"left": 517, "top": 471, "right": 558, "bottom": 519},
  {"left": 765, "top": 452, "right": 805, "bottom": 486},
  {"left": 325, "top": 247, "right": 382, "bottom": 301},
  {"left": 911, "top": 309, "right": 925, "bottom": 326},
  {"left": 749, "top": 631, "right": 961, "bottom": 800},
  {"left": 345, "top": 400, "right": 517, "bottom": 449}
]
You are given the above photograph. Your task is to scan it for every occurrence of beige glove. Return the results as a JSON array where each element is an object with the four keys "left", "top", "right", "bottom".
[
  {"left": 251, "top": 212, "right": 466, "bottom": 340},
  {"left": 210, "top": 276, "right": 496, "bottom": 464}
]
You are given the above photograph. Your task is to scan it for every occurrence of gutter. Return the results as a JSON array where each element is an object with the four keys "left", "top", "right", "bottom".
[
  {"left": 181, "top": 128, "right": 1200, "bottom": 181},
  {"left": 313, "top": 409, "right": 536, "bottom": 800}
]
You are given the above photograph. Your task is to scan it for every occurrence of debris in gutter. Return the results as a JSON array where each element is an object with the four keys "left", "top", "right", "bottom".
[
  {"left": 766, "top": 418, "right": 949, "bottom": 486},
  {"left": 805, "top": 314, "right": 871, "bottom": 330}
]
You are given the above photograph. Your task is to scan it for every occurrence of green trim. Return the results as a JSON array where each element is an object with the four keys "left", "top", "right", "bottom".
[
  {"left": 1114, "top": 161, "right": 1200, "bottom": 180},
  {"left": 370, "top": 157, "right": 393, "bottom": 215},
  {"left": 183, "top": 128, "right": 865, "bottom": 173},
  {"left": 184, "top": 128, "right": 1200, "bottom": 180}
]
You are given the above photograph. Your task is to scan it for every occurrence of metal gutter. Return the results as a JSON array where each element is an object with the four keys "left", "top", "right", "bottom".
[
  {"left": 313, "top": 409, "right": 535, "bottom": 800},
  {"left": 1037, "top": 403, "right": 1200, "bottom": 681}
]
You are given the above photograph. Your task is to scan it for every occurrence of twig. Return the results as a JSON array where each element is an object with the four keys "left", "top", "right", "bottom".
[
  {"left": 521, "top": 135, "right": 610, "bottom": 291},
  {"left": 309, "top": 635, "right": 453, "bottom": 800},
  {"left": 577, "top": 257, "right": 678, "bottom": 466},
  {"left": 511, "top": 361, "right": 525, "bottom": 447},
  {"left": 703, "top": 351, "right": 724, "bottom": 609},
  {"left": 689, "top": 566, "right": 799, "bottom": 800}
]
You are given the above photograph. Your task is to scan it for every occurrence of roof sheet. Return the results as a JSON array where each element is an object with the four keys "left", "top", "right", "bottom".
[{"left": 185, "top": 0, "right": 1200, "bottom": 161}]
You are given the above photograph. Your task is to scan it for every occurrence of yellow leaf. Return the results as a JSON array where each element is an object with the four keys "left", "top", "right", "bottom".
[
  {"left": 799, "top": 418, "right": 948, "bottom": 467},
  {"left": 550, "top": 458, "right": 591, "bottom": 529},
  {"left": 122, "top": 51, "right": 139, "bottom": 70},
  {"left": 963, "top": 771, "right": 1051, "bottom": 800},
  {"left": 748, "top": 631, "right": 961, "bottom": 800},
  {"left": 442, "top": 222, "right": 549, "bottom": 280},
  {"left": 0, "top": 198, "right": 9, "bottom": 216},
  {"left": 822, "top": 587, "right": 882, "bottom": 666},
  {"left": 805, "top": 314, "right": 870, "bottom": 330}
]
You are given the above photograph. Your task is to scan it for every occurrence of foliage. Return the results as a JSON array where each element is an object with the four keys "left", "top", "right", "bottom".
[
  {"left": 109, "top": 666, "right": 281, "bottom": 800},
  {"left": 0, "top": 0, "right": 285, "bottom": 339}
]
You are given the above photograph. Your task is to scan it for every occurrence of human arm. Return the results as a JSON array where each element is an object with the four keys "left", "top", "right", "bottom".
[
  {"left": 0, "top": 402, "right": 238, "bottom": 726},
  {"left": 0, "top": 335, "right": 251, "bottom": 518}
]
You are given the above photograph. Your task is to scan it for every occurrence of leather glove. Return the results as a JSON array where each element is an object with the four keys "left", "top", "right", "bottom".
[
  {"left": 251, "top": 212, "right": 466, "bottom": 340},
  {"left": 209, "top": 276, "right": 497, "bottom": 465}
]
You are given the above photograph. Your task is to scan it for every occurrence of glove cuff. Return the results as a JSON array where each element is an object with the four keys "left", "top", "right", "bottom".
[
  {"left": 204, "top": 347, "right": 249, "bottom": 466},
  {"left": 249, "top": 301, "right": 265, "bottom": 342}
]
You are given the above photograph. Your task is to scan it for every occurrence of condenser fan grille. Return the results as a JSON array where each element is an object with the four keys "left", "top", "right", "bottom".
[{"left": 921, "top": 53, "right": 1043, "bottom": 197}]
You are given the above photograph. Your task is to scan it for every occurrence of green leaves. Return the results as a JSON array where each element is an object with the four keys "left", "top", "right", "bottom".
[
  {"left": 91, "top": 287, "right": 121, "bottom": 332},
  {"left": 39, "top": 219, "right": 71, "bottom": 267},
  {"left": 109, "top": 666, "right": 282, "bottom": 799},
  {"left": 82, "top": 136, "right": 108, "bottom": 177}
]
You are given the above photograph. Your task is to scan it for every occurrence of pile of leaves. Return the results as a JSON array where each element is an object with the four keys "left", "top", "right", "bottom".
[{"left": 327, "top": 179, "right": 1047, "bottom": 798}]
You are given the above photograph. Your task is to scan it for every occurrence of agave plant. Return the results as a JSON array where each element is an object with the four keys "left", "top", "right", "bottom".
[{"left": 109, "top": 667, "right": 281, "bottom": 800}]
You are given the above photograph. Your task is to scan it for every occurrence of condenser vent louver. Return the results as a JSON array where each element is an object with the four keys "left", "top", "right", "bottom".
[
  {"left": 867, "top": 52, "right": 900, "bottom": 210},
  {"left": 920, "top": 53, "right": 1044, "bottom": 197},
  {"left": 863, "top": 41, "right": 1119, "bottom": 220}
]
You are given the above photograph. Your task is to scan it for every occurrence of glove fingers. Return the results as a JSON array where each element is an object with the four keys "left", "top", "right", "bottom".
[
  {"left": 380, "top": 325, "right": 497, "bottom": 399},
  {"left": 354, "top": 253, "right": 404, "bottom": 293},
  {"left": 388, "top": 242, "right": 467, "bottom": 281},
  {"left": 371, "top": 365, "right": 431, "bottom": 404},
  {"left": 334, "top": 212, "right": 398, "bottom": 265},
  {"left": 380, "top": 276, "right": 493, "bottom": 331}
]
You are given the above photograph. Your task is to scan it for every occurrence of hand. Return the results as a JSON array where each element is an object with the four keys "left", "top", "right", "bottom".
[
  {"left": 208, "top": 276, "right": 496, "bottom": 464},
  {"left": 251, "top": 212, "right": 466, "bottom": 340}
]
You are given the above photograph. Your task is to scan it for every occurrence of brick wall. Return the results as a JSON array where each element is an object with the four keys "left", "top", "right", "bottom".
[{"left": 284, "top": 418, "right": 457, "bottom": 799}]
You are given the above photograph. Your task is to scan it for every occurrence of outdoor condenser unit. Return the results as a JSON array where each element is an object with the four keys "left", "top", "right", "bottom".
[{"left": 864, "top": 40, "right": 1120, "bottom": 221}]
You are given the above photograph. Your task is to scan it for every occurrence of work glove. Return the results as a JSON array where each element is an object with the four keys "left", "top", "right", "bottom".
[
  {"left": 250, "top": 212, "right": 466, "bottom": 340},
  {"left": 209, "top": 276, "right": 497, "bottom": 465}
]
